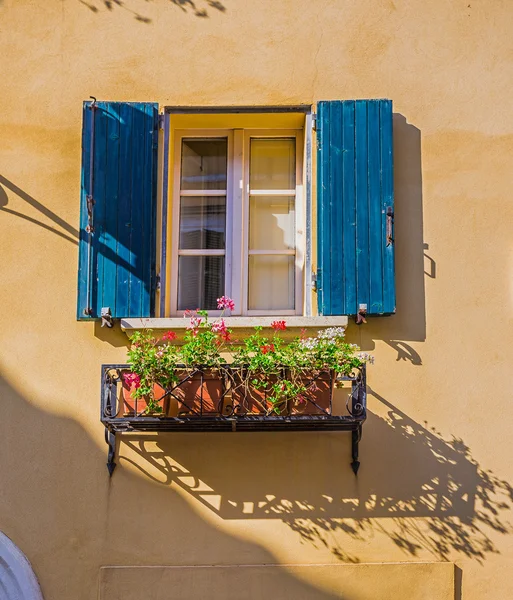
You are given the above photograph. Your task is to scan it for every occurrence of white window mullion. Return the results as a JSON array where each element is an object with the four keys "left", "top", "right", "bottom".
[
  {"left": 241, "top": 130, "right": 251, "bottom": 315},
  {"left": 230, "top": 129, "right": 244, "bottom": 316}
]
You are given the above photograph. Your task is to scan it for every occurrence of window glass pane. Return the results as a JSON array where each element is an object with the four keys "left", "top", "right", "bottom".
[
  {"left": 181, "top": 139, "right": 227, "bottom": 190},
  {"left": 179, "top": 196, "right": 226, "bottom": 250},
  {"left": 248, "top": 255, "right": 294, "bottom": 310},
  {"left": 249, "top": 138, "right": 295, "bottom": 190},
  {"left": 178, "top": 256, "right": 225, "bottom": 311},
  {"left": 249, "top": 195, "right": 295, "bottom": 251}
]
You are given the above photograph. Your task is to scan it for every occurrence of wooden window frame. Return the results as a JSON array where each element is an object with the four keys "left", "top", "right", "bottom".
[{"left": 169, "top": 127, "right": 304, "bottom": 317}]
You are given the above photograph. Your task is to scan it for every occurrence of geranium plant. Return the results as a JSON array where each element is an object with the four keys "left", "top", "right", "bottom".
[{"left": 125, "top": 297, "right": 372, "bottom": 415}]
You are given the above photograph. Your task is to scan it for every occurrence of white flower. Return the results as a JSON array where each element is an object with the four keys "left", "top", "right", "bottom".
[
  {"left": 299, "top": 337, "right": 319, "bottom": 349},
  {"left": 358, "top": 352, "right": 375, "bottom": 364},
  {"left": 318, "top": 327, "right": 346, "bottom": 340}
]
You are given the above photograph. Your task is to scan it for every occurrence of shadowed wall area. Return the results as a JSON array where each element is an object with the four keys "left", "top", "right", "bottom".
[{"left": 0, "top": 371, "right": 344, "bottom": 599}]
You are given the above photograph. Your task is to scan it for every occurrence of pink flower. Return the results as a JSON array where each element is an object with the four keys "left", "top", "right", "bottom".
[
  {"left": 212, "top": 318, "right": 231, "bottom": 342},
  {"left": 124, "top": 372, "right": 141, "bottom": 389},
  {"left": 187, "top": 316, "right": 202, "bottom": 330},
  {"left": 217, "top": 296, "right": 235, "bottom": 311},
  {"left": 212, "top": 319, "right": 227, "bottom": 334},
  {"left": 162, "top": 331, "right": 176, "bottom": 341},
  {"left": 271, "top": 320, "right": 287, "bottom": 331}
]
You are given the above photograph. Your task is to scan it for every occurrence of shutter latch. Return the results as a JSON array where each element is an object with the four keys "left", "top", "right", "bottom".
[
  {"left": 101, "top": 307, "right": 114, "bottom": 328},
  {"left": 386, "top": 207, "right": 394, "bottom": 246},
  {"left": 311, "top": 113, "right": 317, "bottom": 131}
]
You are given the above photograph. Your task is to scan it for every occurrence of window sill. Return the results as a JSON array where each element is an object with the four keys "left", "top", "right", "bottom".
[{"left": 120, "top": 316, "right": 348, "bottom": 338}]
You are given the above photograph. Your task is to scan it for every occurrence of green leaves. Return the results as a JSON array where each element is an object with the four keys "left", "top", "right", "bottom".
[{"left": 126, "top": 322, "right": 370, "bottom": 415}]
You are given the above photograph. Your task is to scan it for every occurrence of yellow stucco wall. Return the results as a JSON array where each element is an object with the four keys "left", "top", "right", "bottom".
[{"left": 0, "top": 1, "right": 512, "bottom": 599}]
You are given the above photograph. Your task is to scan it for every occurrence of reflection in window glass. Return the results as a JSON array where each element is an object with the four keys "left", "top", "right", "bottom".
[
  {"left": 249, "top": 195, "right": 295, "bottom": 251},
  {"left": 181, "top": 139, "right": 227, "bottom": 190},
  {"left": 179, "top": 196, "right": 226, "bottom": 250},
  {"left": 249, "top": 138, "right": 295, "bottom": 190},
  {"left": 178, "top": 256, "right": 225, "bottom": 311},
  {"left": 248, "top": 255, "right": 294, "bottom": 310}
]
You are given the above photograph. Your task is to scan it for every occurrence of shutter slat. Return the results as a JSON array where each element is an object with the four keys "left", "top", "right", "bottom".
[
  {"left": 92, "top": 106, "right": 109, "bottom": 316},
  {"left": 355, "top": 101, "right": 370, "bottom": 314},
  {"left": 77, "top": 104, "right": 92, "bottom": 318},
  {"left": 102, "top": 103, "right": 121, "bottom": 313},
  {"left": 317, "top": 102, "right": 331, "bottom": 313},
  {"left": 140, "top": 104, "right": 158, "bottom": 317},
  {"left": 341, "top": 101, "right": 357, "bottom": 313},
  {"left": 116, "top": 103, "right": 134, "bottom": 317},
  {"left": 317, "top": 99, "right": 395, "bottom": 316},
  {"left": 380, "top": 100, "right": 395, "bottom": 314},
  {"left": 128, "top": 105, "right": 146, "bottom": 317},
  {"left": 77, "top": 101, "right": 158, "bottom": 320},
  {"left": 329, "top": 101, "right": 344, "bottom": 314},
  {"left": 367, "top": 101, "right": 384, "bottom": 313}
]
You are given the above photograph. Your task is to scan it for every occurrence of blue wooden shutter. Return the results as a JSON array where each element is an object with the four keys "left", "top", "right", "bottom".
[
  {"left": 77, "top": 101, "right": 158, "bottom": 319},
  {"left": 316, "top": 99, "right": 395, "bottom": 316}
]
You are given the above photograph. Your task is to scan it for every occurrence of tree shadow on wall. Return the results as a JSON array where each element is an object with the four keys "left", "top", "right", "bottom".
[
  {"left": 79, "top": 0, "right": 226, "bottom": 22},
  {"left": 120, "top": 387, "right": 513, "bottom": 565}
]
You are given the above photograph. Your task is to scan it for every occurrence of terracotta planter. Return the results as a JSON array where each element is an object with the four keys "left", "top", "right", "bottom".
[
  {"left": 120, "top": 372, "right": 169, "bottom": 416},
  {"left": 230, "top": 371, "right": 282, "bottom": 415},
  {"left": 173, "top": 369, "right": 225, "bottom": 416},
  {"left": 290, "top": 369, "right": 334, "bottom": 415}
]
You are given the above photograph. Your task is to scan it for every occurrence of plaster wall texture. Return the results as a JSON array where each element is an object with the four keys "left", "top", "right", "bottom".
[{"left": 0, "top": 1, "right": 512, "bottom": 599}]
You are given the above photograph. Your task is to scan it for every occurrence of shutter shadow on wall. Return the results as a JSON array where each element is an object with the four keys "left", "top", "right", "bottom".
[
  {"left": 317, "top": 99, "right": 395, "bottom": 317},
  {"left": 77, "top": 101, "right": 158, "bottom": 320}
]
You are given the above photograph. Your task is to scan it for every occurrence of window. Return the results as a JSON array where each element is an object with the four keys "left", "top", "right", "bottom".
[
  {"left": 170, "top": 128, "right": 304, "bottom": 316},
  {"left": 77, "top": 101, "right": 395, "bottom": 323}
]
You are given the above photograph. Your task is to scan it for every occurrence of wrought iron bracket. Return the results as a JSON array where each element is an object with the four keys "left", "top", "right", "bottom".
[
  {"left": 100, "top": 363, "right": 367, "bottom": 476},
  {"left": 351, "top": 425, "right": 362, "bottom": 475},
  {"left": 106, "top": 429, "right": 116, "bottom": 476}
]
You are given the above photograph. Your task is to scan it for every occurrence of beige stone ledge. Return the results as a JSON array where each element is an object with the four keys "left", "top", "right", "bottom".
[
  {"left": 121, "top": 316, "right": 348, "bottom": 339},
  {"left": 100, "top": 562, "right": 455, "bottom": 600}
]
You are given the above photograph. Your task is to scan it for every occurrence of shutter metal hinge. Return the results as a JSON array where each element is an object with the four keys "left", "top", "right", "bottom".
[
  {"left": 156, "top": 273, "right": 161, "bottom": 290},
  {"left": 311, "top": 113, "right": 317, "bottom": 131},
  {"left": 311, "top": 271, "right": 318, "bottom": 292},
  {"left": 158, "top": 114, "right": 165, "bottom": 130}
]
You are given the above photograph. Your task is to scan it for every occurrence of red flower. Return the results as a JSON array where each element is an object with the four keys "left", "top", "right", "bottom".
[
  {"left": 162, "top": 331, "right": 176, "bottom": 341},
  {"left": 271, "top": 320, "right": 286, "bottom": 331},
  {"left": 261, "top": 343, "right": 275, "bottom": 354}
]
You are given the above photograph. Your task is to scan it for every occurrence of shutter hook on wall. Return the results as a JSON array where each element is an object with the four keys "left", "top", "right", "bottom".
[{"left": 355, "top": 304, "right": 367, "bottom": 325}]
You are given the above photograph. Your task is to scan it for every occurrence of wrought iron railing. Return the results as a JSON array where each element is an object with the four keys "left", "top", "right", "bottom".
[{"left": 100, "top": 364, "right": 366, "bottom": 476}]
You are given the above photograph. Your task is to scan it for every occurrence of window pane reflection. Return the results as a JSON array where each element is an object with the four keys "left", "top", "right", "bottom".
[
  {"left": 248, "top": 255, "right": 294, "bottom": 310},
  {"left": 178, "top": 256, "right": 225, "bottom": 311},
  {"left": 249, "top": 195, "right": 295, "bottom": 251},
  {"left": 250, "top": 138, "right": 295, "bottom": 190},
  {"left": 179, "top": 196, "right": 226, "bottom": 250},
  {"left": 181, "top": 139, "right": 227, "bottom": 190}
]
